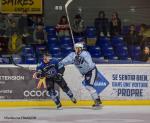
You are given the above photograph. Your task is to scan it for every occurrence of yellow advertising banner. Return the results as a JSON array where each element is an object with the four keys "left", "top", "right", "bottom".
[
  {"left": 0, "top": 1, "right": 1, "bottom": 12},
  {"left": 1, "top": 0, "right": 43, "bottom": 14}
]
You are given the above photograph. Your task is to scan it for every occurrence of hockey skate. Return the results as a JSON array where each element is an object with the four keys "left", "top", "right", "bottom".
[
  {"left": 92, "top": 98, "right": 103, "bottom": 110},
  {"left": 57, "top": 103, "right": 63, "bottom": 110},
  {"left": 70, "top": 97, "right": 77, "bottom": 104}
]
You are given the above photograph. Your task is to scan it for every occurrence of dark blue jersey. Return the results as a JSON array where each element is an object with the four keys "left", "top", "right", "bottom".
[{"left": 36, "top": 59, "right": 60, "bottom": 78}]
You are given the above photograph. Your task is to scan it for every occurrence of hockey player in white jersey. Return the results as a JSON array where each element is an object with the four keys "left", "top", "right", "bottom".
[{"left": 59, "top": 42, "right": 102, "bottom": 108}]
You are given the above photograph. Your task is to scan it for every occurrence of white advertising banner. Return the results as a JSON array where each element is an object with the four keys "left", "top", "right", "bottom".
[
  {"left": 0, "top": 64, "right": 149, "bottom": 101},
  {"left": 62, "top": 64, "right": 150, "bottom": 100}
]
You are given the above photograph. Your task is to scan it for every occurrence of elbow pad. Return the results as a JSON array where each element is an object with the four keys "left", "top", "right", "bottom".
[{"left": 58, "top": 66, "right": 65, "bottom": 75}]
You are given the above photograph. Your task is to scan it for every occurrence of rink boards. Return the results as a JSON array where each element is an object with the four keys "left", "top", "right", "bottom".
[{"left": 0, "top": 64, "right": 150, "bottom": 107}]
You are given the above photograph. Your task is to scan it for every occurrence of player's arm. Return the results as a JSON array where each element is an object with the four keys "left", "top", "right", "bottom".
[
  {"left": 52, "top": 58, "right": 65, "bottom": 76},
  {"left": 58, "top": 52, "right": 75, "bottom": 68},
  {"left": 58, "top": 66, "right": 65, "bottom": 76},
  {"left": 33, "top": 63, "right": 43, "bottom": 79}
]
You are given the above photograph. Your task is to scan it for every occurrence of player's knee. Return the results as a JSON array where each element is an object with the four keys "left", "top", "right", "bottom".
[
  {"left": 49, "top": 90, "right": 59, "bottom": 98},
  {"left": 47, "top": 87, "right": 53, "bottom": 92},
  {"left": 84, "top": 85, "right": 96, "bottom": 94},
  {"left": 62, "top": 85, "right": 69, "bottom": 93},
  {"left": 60, "top": 82, "right": 68, "bottom": 91}
]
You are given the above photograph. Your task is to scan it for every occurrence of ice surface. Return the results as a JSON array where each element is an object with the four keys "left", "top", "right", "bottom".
[{"left": 0, "top": 106, "right": 150, "bottom": 123}]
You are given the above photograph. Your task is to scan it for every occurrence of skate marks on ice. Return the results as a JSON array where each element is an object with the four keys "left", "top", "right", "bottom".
[{"left": 0, "top": 106, "right": 150, "bottom": 123}]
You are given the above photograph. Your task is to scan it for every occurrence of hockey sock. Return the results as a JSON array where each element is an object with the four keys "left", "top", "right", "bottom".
[
  {"left": 50, "top": 90, "right": 61, "bottom": 105},
  {"left": 66, "top": 89, "right": 73, "bottom": 98},
  {"left": 84, "top": 85, "right": 99, "bottom": 101},
  {"left": 91, "top": 92, "right": 99, "bottom": 101}
]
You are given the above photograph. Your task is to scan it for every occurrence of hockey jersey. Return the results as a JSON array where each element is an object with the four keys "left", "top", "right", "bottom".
[
  {"left": 36, "top": 59, "right": 62, "bottom": 78},
  {"left": 59, "top": 51, "right": 95, "bottom": 75}
]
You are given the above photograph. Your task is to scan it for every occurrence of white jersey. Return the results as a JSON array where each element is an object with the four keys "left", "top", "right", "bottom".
[{"left": 59, "top": 51, "right": 95, "bottom": 75}]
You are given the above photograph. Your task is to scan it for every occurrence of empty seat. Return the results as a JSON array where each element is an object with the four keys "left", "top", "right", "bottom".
[
  {"left": 51, "top": 52, "right": 62, "bottom": 58},
  {"left": 0, "top": 57, "right": 10, "bottom": 64},
  {"left": 86, "top": 26, "right": 96, "bottom": 36},
  {"left": 49, "top": 46, "right": 61, "bottom": 54},
  {"left": 74, "top": 36, "right": 85, "bottom": 43},
  {"left": 35, "top": 45, "right": 47, "bottom": 55},
  {"left": 62, "top": 46, "right": 73, "bottom": 57},
  {"left": 122, "top": 26, "right": 129, "bottom": 35},
  {"left": 48, "top": 36, "right": 58, "bottom": 46},
  {"left": 115, "top": 46, "right": 129, "bottom": 60},
  {"left": 88, "top": 46, "right": 102, "bottom": 58},
  {"left": 22, "top": 46, "right": 34, "bottom": 54},
  {"left": 97, "top": 37, "right": 112, "bottom": 48},
  {"left": 45, "top": 26, "right": 56, "bottom": 36},
  {"left": 101, "top": 46, "right": 116, "bottom": 59},
  {"left": 25, "top": 57, "right": 37, "bottom": 64},
  {"left": 12, "top": 55, "right": 23, "bottom": 64},
  {"left": 60, "top": 36, "right": 72, "bottom": 44},
  {"left": 128, "top": 45, "right": 141, "bottom": 61},
  {"left": 111, "top": 36, "right": 125, "bottom": 47}
]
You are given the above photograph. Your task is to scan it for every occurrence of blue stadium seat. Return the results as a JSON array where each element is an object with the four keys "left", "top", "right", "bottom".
[
  {"left": 128, "top": 45, "right": 141, "bottom": 61},
  {"left": 45, "top": 26, "right": 56, "bottom": 36},
  {"left": 60, "top": 36, "right": 72, "bottom": 44},
  {"left": 122, "top": 26, "right": 129, "bottom": 35},
  {"left": 74, "top": 36, "right": 85, "bottom": 43},
  {"left": 88, "top": 46, "right": 102, "bottom": 58},
  {"left": 97, "top": 37, "right": 112, "bottom": 48},
  {"left": 35, "top": 45, "right": 47, "bottom": 55},
  {"left": 115, "top": 46, "right": 129, "bottom": 60},
  {"left": 22, "top": 46, "right": 34, "bottom": 54},
  {"left": 12, "top": 55, "right": 23, "bottom": 64},
  {"left": 101, "top": 46, "right": 116, "bottom": 59},
  {"left": 0, "top": 56, "right": 10, "bottom": 64},
  {"left": 48, "top": 36, "right": 58, "bottom": 44},
  {"left": 25, "top": 57, "right": 37, "bottom": 64},
  {"left": 48, "top": 37, "right": 59, "bottom": 48},
  {"left": 92, "top": 52, "right": 102, "bottom": 58},
  {"left": 86, "top": 26, "right": 96, "bottom": 36},
  {"left": 25, "top": 53, "right": 36, "bottom": 57},
  {"left": 49, "top": 46, "right": 62, "bottom": 58},
  {"left": 49, "top": 46, "right": 61, "bottom": 54},
  {"left": 107, "top": 55, "right": 118, "bottom": 60},
  {"left": 111, "top": 36, "right": 125, "bottom": 47},
  {"left": 62, "top": 46, "right": 73, "bottom": 57},
  {"left": 51, "top": 52, "right": 62, "bottom": 58}
]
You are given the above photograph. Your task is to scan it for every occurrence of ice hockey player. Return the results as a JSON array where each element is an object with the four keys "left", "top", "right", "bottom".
[
  {"left": 33, "top": 53, "right": 77, "bottom": 109},
  {"left": 59, "top": 43, "right": 102, "bottom": 109}
]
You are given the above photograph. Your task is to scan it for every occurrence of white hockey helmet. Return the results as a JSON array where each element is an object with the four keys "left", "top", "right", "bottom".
[{"left": 74, "top": 43, "right": 84, "bottom": 49}]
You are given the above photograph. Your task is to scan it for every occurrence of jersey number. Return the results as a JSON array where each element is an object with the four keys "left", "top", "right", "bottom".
[{"left": 74, "top": 56, "right": 84, "bottom": 66}]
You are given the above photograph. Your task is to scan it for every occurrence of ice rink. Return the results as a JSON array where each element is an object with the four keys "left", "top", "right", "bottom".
[{"left": 0, "top": 106, "right": 150, "bottom": 123}]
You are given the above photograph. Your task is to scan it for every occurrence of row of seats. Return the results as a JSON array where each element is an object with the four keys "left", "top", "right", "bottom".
[
  {"left": 47, "top": 35, "right": 142, "bottom": 60},
  {"left": 45, "top": 26, "right": 141, "bottom": 61},
  {"left": 0, "top": 25, "right": 142, "bottom": 64}
]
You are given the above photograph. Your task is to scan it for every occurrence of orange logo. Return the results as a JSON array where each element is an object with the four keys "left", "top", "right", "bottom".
[{"left": 36, "top": 78, "right": 47, "bottom": 89}]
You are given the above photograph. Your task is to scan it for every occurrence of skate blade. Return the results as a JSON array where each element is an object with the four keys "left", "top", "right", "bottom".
[
  {"left": 56, "top": 107, "right": 63, "bottom": 110},
  {"left": 92, "top": 105, "right": 103, "bottom": 110}
]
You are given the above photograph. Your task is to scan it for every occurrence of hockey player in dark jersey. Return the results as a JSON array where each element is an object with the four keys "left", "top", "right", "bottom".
[{"left": 33, "top": 53, "right": 77, "bottom": 109}]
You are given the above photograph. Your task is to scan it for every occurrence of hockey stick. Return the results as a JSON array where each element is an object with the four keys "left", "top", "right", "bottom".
[
  {"left": 9, "top": 56, "right": 34, "bottom": 71},
  {"left": 65, "top": 0, "right": 75, "bottom": 44}
]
